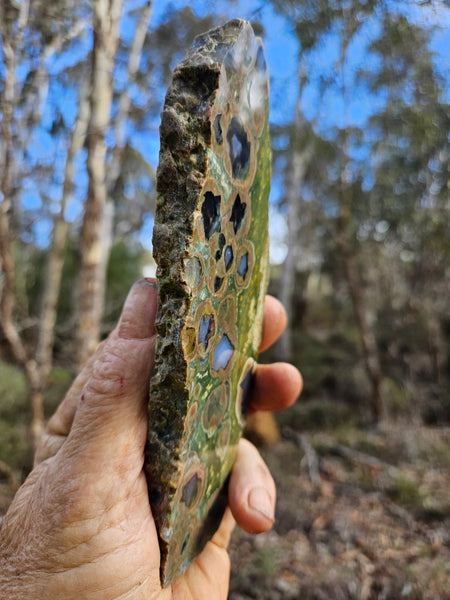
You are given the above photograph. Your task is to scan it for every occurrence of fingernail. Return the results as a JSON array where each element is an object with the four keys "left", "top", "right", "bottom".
[
  {"left": 248, "top": 487, "right": 275, "bottom": 523},
  {"left": 118, "top": 279, "right": 158, "bottom": 340}
]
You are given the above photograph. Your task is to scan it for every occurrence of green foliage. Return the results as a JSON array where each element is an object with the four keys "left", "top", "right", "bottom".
[
  {"left": 380, "top": 377, "right": 409, "bottom": 421},
  {"left": 388, "top": 475, "right": 423, "bottom": 510},
  {"left": 0, "top": 362, "right": 30, "bottom": 471},
  {"left": 278, "top": 398, "right": 360, "bottom": 433},
  {"left": 44, "top": 367, "right": 74, "bottom": 418},
  {"left": 0, "top": 361, "right": 29, "bottom": 422},
  {"left": 104, "top": 240, "right": 147, "bottom": 327},
  {"left": 0, "top": 420, "right": 29, "bottom": 474},
  {"left": 0, "top": 5, "right": 449, "bottom": 597},
  {"left": 56, "top": 238, "right": 80, "bottom": 327},
  {"left": 269, "top": 0, "right": 450, "bottom": 425},
  {"left": 0, "top": 1, "right": 448, "bottom": 493},
  {"left": 426, "top": 439, "right": 450, "bottom": 471},
  {"left": 0, "top": 360, "right": 74, "bottom": 471},
  {"left": 255, "top": 546, "right": 280, "bottom": 577}
]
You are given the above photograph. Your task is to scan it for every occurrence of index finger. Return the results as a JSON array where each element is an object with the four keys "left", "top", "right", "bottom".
[{"left": 259, "top": 295, "right": 287, "bottom": 352}]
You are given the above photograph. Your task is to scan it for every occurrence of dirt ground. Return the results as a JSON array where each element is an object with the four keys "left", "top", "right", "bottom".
[
  {"left": 229, "top": 424, "right": 450, "bottom": 600},
  {"left": 1, "top": 424, "right": 449, "bottom": 599}
]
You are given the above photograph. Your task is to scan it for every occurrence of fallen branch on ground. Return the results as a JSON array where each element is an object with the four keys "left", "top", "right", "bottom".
[
  {"left": 282, "top": 427, "right": 322, "bottom": 488},
  {"left": 323, "top": 442, "right": 401, "bottom": 477}
]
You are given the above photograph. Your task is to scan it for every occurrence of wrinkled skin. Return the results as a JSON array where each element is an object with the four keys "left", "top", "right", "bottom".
[{"left": 0, "top": 279, "right": 302, "bottom": 599}]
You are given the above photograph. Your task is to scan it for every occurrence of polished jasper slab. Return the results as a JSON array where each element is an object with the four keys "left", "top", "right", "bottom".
[{"left": 146, "top": 18, "right": 271, "bottom": 586}]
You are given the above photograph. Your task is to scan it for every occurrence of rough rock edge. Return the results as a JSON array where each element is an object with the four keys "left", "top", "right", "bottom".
[{"left": 145, "top": 18, "right": 251, "bottom": 581}]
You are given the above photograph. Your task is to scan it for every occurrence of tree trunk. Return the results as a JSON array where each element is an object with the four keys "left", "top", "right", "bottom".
[
  {"left": 0, "top": 1, "right": 44, "bottom": 451},
  {"left": 97, "top": 0, "right": 153, "bottom": 340},
  {"left": 28, "top": 365, "right": 45, "bottom": 453},
  {"left": 278, "top": 150, "right": 307, "bottom": 362},
  {"left": 36, "top": 79, "right": 90, "bottom": 382},
  {"left": 75, "top": 0, "right": 124, "bottom": 367},
  {"left": 336, "top": 162, "right": 385, "bottom": 422},
  {"left": 337, "top": 235, "right": 384, "bottom": 422},
  {"left": 107, "top": 0, "right": 153, "bottom": 189},
  {"left": 336, "top": 28, "right": 385, "bottom": 423}
]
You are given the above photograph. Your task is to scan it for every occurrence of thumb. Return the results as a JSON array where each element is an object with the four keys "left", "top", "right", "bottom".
[{"left": 63, "top": 279, "right": 158, "bottom": 477}]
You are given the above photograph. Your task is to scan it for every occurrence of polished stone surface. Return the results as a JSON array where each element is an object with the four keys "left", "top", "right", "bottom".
[{"left": 146, "top": 18, "right": 271, "bottom": 586}]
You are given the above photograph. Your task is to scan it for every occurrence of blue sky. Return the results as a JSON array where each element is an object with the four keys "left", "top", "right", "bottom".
[{"left": 18, "top": 0, "right": 450, "bottom": 263}]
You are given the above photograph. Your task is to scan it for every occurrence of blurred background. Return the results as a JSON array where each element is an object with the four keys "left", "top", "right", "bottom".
[{"left": 0, "top": 0, "right": 449, "bottom": 597}]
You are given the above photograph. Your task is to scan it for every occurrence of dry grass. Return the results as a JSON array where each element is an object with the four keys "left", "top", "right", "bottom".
[{"left": 229, "top": 425, "right": 450, "bottom": 600}]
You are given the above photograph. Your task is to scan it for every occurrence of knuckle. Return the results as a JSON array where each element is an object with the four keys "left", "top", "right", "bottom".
[{"left": 83, "top": 344, "right": 130, "bottom": 400}]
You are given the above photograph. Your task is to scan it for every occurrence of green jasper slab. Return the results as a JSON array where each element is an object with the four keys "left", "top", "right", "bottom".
[{"left": 146, "top": 18, "right": 271, "bottom": 587}]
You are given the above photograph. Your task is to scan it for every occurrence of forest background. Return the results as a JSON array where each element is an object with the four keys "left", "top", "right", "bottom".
[{"left": 0, "top": 0, "right": 449, "bottom": 598}]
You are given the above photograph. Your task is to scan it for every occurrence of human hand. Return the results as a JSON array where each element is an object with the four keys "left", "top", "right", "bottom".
[{"left": 0, "top": 279, "right": 302, "bottom": 599}]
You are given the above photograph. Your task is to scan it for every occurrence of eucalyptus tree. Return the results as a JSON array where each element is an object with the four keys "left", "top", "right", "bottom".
[
  {"left": 365, "top": 11, "right": 450, "bottom": 411},
  {"left": 74, "top": 3, "right": 217, "bottom": 365},
  {"left": 74, "top": 0, "right": 126, "bottom": 367},
  {"left": 0, "top": 0, "right": 88, "bottom": 449},
  {"left": 0, "top": 0, "right": 158, "bottom": 448},
  {"left": 268, "top": 0, "right": 448, "bottom": 421}
]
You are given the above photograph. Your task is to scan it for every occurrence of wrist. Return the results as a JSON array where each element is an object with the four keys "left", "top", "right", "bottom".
[{"left": 0, "top": 528, "right": 41, "bottom": 600}]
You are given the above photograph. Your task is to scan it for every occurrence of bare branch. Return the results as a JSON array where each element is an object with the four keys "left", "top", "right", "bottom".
[
  {"left": 321, "top": 441, "right": 401, "bottom": 478},
  {"left": 0, "top": 24, "right": 28, "bottom": 368},
  {"left": 36, "top": 77, "right": 91, "bottom": 382},
  {"left": 17, "top": 0, "right": 30, "bottom": 32},
  {"left": 20, "top": 19, "right": 88, "bottom": 137},
  {"left": 283, "top": 427, "right": 322, "bottom": 489},
  {"left": 107, "top": 0, "right": 153, "bottom": 190}
]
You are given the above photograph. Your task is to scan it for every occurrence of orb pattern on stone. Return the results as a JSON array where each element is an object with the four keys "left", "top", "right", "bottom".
[{"left": 147, "top": 19, "right": 271, "bottom": 587}]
